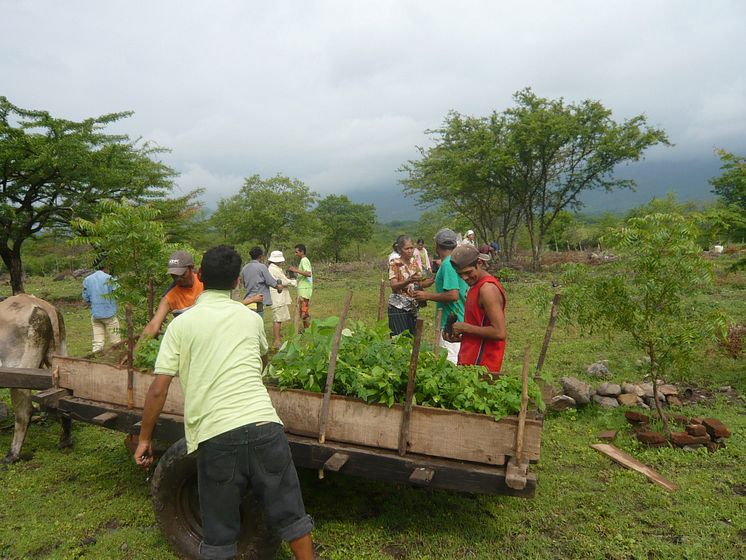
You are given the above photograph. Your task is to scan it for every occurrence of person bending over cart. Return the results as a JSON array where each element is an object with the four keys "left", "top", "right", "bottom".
[{"left": 135, "top": 245, "right": 314, "bottom": 560}]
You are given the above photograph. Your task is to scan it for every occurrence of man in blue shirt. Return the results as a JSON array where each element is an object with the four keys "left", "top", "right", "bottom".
[{"left": 82, "top": 262, "right": 121, "bottom": 353}]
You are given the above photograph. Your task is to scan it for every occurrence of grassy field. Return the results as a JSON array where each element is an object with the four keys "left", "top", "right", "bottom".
[{"left": 1, "top": 256, "right": 745, "bottom": 560}]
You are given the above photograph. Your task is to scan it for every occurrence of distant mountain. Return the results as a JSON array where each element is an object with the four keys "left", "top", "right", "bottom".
[
  {"left": 346, "top": 188, "right": 423, "bottom": 222},
  {"left": 346, "top": 158, "right": 722, "bottom": 221},
  {"left": 580, "top": 158, "right": 720, "bottom": 213}
]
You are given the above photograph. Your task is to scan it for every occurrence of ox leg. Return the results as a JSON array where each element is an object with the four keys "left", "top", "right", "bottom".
[
  {"left": 57, "top": 414, "right": 73, "bottom": 449},
  {"left": 4, "top": 388, "right": 32, "bottom": 464}
]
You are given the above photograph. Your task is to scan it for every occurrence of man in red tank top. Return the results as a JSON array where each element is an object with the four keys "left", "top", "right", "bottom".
[{"left": 445, "top": 244, "right": 506, "bottom": 377}]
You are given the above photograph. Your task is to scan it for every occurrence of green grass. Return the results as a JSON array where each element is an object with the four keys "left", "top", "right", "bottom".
[{"left": 1, "top": 259, "right": 745, "bottom": 559}]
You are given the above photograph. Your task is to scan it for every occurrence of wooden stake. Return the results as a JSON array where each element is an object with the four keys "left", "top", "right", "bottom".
[
  {"left": 126, "top": 303, "right": 134, "bottom": 410},
  {"left": 318, "top": 290, "right": 354, "bottom": 445},
  {"left": 536, "top": 293, "right": 560, "bottom": 373},
  {"left": 293, "top": 297, "right": 300, "bottom": 335},
  {"left": 398, "top": 317, "right": 425, "bottom": 456},
  {"left": 377, "top": 278, "right": 387, "bottom": 322},
  {"left": 506, "top": 346, "right": 531, "bottom": 490},
  {"left": 433, "top": 308, "right": 443, "bottom": 349},
  {"left": 147, "top": 278, "right": 154, "bottom": 321},
  {"left": 515, "top": 346, "right": 530, "bottom": 463}
]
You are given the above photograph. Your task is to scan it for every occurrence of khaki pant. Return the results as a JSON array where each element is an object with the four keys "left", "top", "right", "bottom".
[{"left": 92, "top": 316, "right": 121, "bottom": 353}]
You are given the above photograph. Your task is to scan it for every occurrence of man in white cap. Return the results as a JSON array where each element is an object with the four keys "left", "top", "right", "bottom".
[
  {"left": 142, "top": 250, "right": 204, "bottom": 337},
  {"left": 267, "top": 250, "right": 297, "bottom": 348}
]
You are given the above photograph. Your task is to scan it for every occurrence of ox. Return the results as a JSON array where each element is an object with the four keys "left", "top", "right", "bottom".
[{"left": 0, "top": 294, "right": 72, "bottom": 463}]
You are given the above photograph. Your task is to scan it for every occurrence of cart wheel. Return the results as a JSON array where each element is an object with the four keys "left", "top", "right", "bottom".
[{"left": 150, "top": 438, "right": 281, "bottom": 560}]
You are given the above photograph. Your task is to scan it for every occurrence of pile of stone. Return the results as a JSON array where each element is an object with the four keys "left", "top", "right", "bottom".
[
  {"left": 625, "top": 411, "right": 731, "bottom": 451},
  {"left": 552, "top": 376, "right": 682, "bottom": 411}
]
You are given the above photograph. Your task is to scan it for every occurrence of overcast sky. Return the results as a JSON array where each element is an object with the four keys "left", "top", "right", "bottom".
[{"left": 3, "top": 1, "right": 745, "bottom": 213}]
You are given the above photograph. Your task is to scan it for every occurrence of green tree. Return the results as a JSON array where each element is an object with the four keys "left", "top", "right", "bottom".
[
  {"left": 0, "top": 97, "right": 175, "bottom": 294},
  {"left": 314, "top": 195, "right": 376, "bottom": 262},
  {"left": 71, "top": 200, "right": 182, "bottom": 329},
  {"left": 400, "top": 112, "right": 523, "bottom": 261},
  {"left": 211, "top": 174, "right": 318, "bottom": 253},
  {"left": 553, "top": 213, "right": 727, "bottom": 431},
  {"left": 710, "top": 149, "right": 746, "bottom": 210},
  {"left": 401, "top": 89, "right": 669, "bottom": 269},
  {"left": 506, "top": 89, "right": 669, "bottom": 270}
]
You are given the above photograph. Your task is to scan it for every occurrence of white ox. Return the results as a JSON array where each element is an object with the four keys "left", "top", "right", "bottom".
[{"left": 0, "top": 294, "right": 71, "bottom": 463}]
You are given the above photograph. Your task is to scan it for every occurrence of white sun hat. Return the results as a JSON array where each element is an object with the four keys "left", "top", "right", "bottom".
[{"left": 268, "top": 250, "right": 285, "bottom": 263}]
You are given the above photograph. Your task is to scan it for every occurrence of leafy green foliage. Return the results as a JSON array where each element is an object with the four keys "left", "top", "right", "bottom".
[
  {"left": 0, "top": 97, "right": 175, "bottom": 294},
  {"left": 133, "top": 337, "right": 162, "bottom": 370},
  {"left": 71, "top": 200, "right": 188, "bottom": 329},
  {"left": 314, "top": 195, "right": 376, "bottom": 262},
  {"left": 270, "top": 317, "right": 544, "bottom": 419},
  {"left": 401, "top": 88, "right": 669, "bottom": 268},
  {"left": 210, "top": 173, "right": 318, "bottom": 253},
  {"left": 547, "top": 213, "right": 728, "bottom": 384}
]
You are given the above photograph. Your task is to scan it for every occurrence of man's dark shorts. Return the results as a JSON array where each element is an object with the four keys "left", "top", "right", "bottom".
[{"left": 197, "top": 422, "right": 313, "bottom": 560}]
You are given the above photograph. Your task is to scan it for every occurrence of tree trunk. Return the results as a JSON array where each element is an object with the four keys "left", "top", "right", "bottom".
[{"left": 0, "top": 247, "right": 25, "bottom": 294}]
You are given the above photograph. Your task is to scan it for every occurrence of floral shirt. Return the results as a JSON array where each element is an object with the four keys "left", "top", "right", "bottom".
[{"left": 388, "top": 257, "right": 420, "bottom": 311}]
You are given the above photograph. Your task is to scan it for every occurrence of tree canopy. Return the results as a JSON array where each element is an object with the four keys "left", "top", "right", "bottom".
[
  {"left": 0, "top": 97, "right": 175, "bottom": 293},
  {"left": 401, "top": 88, "right": 669, "bottom": 269},
  {"left": 211, "top": 174, "right": 318, "bottom": 254},
  {"left": 314, "top": 195, "right": 376, "bottom": 262}
]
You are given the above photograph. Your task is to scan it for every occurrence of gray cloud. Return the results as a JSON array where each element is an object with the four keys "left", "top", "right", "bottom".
[{"left": 3, "top": 0, "right": 745, "bottom": 210}]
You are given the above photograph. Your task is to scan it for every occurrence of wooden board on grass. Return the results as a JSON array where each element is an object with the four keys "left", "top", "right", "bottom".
[{"left": 54, "top": 356, "right": 542, "bottom": 466}]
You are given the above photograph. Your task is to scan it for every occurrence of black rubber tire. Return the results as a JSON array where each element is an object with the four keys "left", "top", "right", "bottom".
[{"left": 150, "top": 438, "right": 281, "bottom": 560}]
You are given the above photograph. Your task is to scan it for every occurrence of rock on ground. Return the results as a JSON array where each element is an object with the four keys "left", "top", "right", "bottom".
[
  {"left": 560, "top": 377, "right": 594, "bottom": 405},
  {"left": 587, "top": 361, "right": 610, "bottom": 378},
  {"left": 592, "top": 395, "right": 619, "bottom": 408},
  {"left": 597, "top": 382, "right": 622, "bottom": 397}
]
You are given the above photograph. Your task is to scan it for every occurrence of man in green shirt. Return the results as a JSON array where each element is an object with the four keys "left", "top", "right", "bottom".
[
  {"left": 287, "top": 244, "right": 312, "bottom": 329},
  {"left": 413, "top": 228, "right": 468, "bottom": 363},
  {"left": 135, "top": 245, "right": 314, "bottom": 560}
]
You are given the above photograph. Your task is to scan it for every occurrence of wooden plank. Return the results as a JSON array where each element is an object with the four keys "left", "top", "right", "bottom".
[
  {"left": 272, "top": 388, "right": 541, "bottom": 465},
  {"left": 398, "top": 317, "right": 424, "bottom": 456},
  {"left": 591, "top": 443, "right": 678, "bottom": 492},
  {"left": 323, "top": 452, "right": 349, "bottom": 472},
  {"left": 0, "top": 367, "right": 52, "bottom": 389},
  {"left": 287, "top": 435, "right": 537, "bottom": 497},
  {"left": 57, "top": 396, "right": 185, "bottom": 443},
  {"left": 409, "top": 467, "right": 435, "bottom": 487},
  {"left": 54, "top": 356, "right": 185, "bottom": 415},
  {"left": 505, "top": 460, "right": 529, "bottom": 490},
  {"left": 31, "top": 387, "right": 70, "bottom": 409},
  {"left": 55, "top": 356, "right": 541, "bottom": 465},
  {"left": 92, "top": 412, "right": 119, "bottom": 426}
]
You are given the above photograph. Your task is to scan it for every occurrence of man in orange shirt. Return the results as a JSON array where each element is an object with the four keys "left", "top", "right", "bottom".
[{"left": 142, "top": 251, "right": 204, "bottom": 337}]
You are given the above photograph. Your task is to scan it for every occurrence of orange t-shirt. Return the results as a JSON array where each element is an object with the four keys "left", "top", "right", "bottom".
[{"left": 165, "top": 277, "right": 204, "bottom": 316}]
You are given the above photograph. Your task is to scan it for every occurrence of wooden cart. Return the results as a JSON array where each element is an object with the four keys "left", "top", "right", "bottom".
[{"left": 6, "top": 356, "right": 543, "bottom": 559}]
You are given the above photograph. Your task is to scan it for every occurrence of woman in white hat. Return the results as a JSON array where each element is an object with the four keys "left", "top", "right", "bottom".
[{"left": 267, "top": 250, "right": 297, "bottom": 348}]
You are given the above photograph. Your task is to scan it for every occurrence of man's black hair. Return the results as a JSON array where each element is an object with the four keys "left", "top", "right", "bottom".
[
  {"left": 249, "top": 246, "right": 263, "bottom": 260},
  {"left": 200, "top": 245, "right": 241, "bottom": 290},
  {"left": 416, "top": 238, "right": 424, "bottom": 244},
  {"left": 295, "top": 243, "right": 306, "bottom": 254}
]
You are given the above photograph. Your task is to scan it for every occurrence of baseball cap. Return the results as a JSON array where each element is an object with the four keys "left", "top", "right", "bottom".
[
  {"left": 466, "top": 230, "right": 475, "bottom": 236},
  {"left": 167, "top": 250, "right": 194, "bottom": 275},
  {"left": 268, "top": 250, "right": 285, "bottom": 263},
  {"left": 450, "top": 245, "right": 491, "bottom": 269},
  {"left": 434, "top": 228, "right": 458, "bottom": 249}
]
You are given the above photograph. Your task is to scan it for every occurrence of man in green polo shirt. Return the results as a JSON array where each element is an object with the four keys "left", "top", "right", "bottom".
[
  {"left": 287, "top": 243, "right": 312, "bottom": 329},
  {"left": 134, "top": 245, "right": 314, "bottom": 560},
  {"left": 412, "top": 228, "right": 468, "bottom": 363}
]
